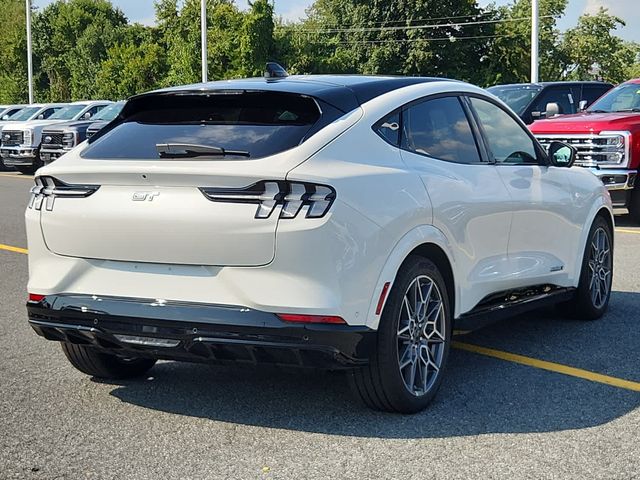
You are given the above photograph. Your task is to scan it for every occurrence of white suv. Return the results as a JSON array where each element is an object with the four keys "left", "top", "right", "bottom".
[{"left": 25, "top": 73, "right": 613, "bottom": 413}]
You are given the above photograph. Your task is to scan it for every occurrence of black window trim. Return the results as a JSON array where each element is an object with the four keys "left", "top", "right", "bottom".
[
  {"left": 463, "top": 93, "right": 549, "bottom": 167},
  {"left": 372, "top": 91, "right": 490, "bottom": 166}
]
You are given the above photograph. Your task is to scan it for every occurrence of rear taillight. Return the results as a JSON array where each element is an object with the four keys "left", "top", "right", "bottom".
[
  {"left": 277, "top": 313, "right": 346, "bottom": 324},
  {"left": 199, "top": 181, "right": 336, "bottom": 219},
  {"left": 28, "top": 293, "right": 45, "bottom": 303},
  {"left": 29, "top": 176, "right": 100, "bottom": 211}
]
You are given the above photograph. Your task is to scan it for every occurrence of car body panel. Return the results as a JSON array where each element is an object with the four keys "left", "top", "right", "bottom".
[{"left": 26, "top": 78, "right": 612, "bottom": 333}]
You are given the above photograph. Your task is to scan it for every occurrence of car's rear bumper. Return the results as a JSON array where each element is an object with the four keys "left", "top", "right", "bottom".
[{"left": 27, "top": 294, "right": 376, "bottom": 369}]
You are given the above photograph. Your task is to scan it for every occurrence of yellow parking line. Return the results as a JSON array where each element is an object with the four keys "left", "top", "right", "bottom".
[
  {"left": 453, "top": 341, "right": 640, "bottom": 392},
  {"left": 616, "top": 228, "right": 640, "bottom": 235},
  {"left": 0, "top": 244, "right": 28, "bottom": 255},
  {"left": 0, "top": 173, "right": 33, "bottom": 179}
]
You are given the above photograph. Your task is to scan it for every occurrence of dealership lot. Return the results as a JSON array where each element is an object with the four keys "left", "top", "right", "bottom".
[{"left": 1, "top": 172, "right": 639, "bottom": 479}]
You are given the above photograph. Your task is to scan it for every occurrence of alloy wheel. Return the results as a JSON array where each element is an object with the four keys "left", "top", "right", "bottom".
[
  {"left": 396, "top": 275, "right": 446, "bottom": 396},
  {"left": 588, "top": 227, "right": 612, "bottom": 309}
]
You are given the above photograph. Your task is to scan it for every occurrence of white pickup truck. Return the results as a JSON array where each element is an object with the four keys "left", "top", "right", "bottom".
[{"left": 1, "top": 101, "right": 111, "bottom": 174}]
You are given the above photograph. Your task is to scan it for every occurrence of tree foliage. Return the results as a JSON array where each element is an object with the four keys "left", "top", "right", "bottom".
[
  {"left": 561, "top": 8, "right": 638, "bottom": 84},
  {"left": 0, "top": 0, "right": 639, "bottom": 104},
  {"left": 483, "top": 0, "right": 567, "bottom": 85},
  {"left": 0, "top": 0, "right": 28, "bottom": 103}
]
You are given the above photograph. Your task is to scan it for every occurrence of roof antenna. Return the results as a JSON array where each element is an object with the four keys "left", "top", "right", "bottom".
[{"left": 265, "top": 62, "right": 288, "bottom": 79}]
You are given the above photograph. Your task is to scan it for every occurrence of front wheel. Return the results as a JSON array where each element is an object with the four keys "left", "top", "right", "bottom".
[
  {"left": 557, "top": 216, "right": 613, "bottom": 320},
  {"left": 350, "top": 255, "right": 452, "bottom": 413},
  {"left": 61, "top": 343, "right": 157, "bottom": 379}
]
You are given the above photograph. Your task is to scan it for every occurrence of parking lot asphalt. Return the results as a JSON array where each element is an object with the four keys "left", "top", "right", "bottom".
[{"left": 1, "top": 171, "right": 639, "bottom": 479}]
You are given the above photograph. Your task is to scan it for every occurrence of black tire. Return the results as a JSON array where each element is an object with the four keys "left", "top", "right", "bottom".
[
  {"left": 61, "top": 343, "right": 157, "bottom": 379},
  {"left": 628, "top": 187, "right": 640, "bottom": 224},
  {"left": 350, "top": 255, "right": 452, "bottom": 413},
  {"left": 557, "top": 216, "right": 613, "bottom": 320}
]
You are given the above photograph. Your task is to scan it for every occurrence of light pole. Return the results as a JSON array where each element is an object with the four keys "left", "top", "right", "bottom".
[
  {"left": 531, "top": 0, "right": 539, "bottom": 83},
  {"left": 201, "top": 0, "right": 208, "bottom": 83},
  {"left": 26, "top": 0, "right": 34, "bottom": 103}
]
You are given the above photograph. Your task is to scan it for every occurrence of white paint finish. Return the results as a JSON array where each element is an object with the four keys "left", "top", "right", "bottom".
[
  {"left": 26, "top": 80, "right": 614, "bottom": 329},
  {"left": 400, "top": 152, "right": 514, "bottom": 314},
  {"left": 496, "top": 164, "right": 580, "bottom": 284},
  {"left": 40, "top": 185, "right": 280, "bottom": 266}
]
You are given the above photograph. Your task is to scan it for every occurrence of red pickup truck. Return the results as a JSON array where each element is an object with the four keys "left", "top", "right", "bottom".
[{"left": 530, "top": 79, "right": 640, "bottom": 221}]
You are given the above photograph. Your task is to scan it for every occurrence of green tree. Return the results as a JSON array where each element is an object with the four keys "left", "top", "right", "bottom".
[
  {"left": 96, "top": 33, "right": 167, "bottom": 99},
  {"left": 156, "top": 0, "right": 199, "bottom": 85},
  {"left": 0, "top": 0, "right": 28, "bottom": 103},
  {"left": 279, "top": 0, "right": 494, "bottom": 83},
  {"left": 208, "top": 2, "right": 243, "bottom": 79},
  {"left": 561, "top": 8, "right": 636, "bottom": 84},
  {"left": 483, "top": 0, "right": 567, "bottom": 85},
  {"left": 240, "top": 0, "right": 275, "bottom": 76},
  {"left": 33, "top": 0, "right": 128, "bottom": 101}
]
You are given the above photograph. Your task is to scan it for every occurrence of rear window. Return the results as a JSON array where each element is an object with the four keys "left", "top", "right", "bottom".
[{"left": 82, "top": 92, "right": 323, "bottom": 160}]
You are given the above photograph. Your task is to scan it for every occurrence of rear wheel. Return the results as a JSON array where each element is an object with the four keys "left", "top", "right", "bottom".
[
  {"left": 61, "top": 343, "right": 157, "bottom": 379},
  {"left": 557, "top": 216, "right": 613, "bottom": 320},
  {"left": 350, "top": 256, "right": 452, "bottom": 413}
]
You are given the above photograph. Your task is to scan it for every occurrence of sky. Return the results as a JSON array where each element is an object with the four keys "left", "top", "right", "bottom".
[{"left": 32, "top": 0, "right": 639, "bottom": 42}]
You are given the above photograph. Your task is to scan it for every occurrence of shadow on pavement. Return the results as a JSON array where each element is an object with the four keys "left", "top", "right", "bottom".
[
  {"left": 614, "top": 213, "right": 638, "bottom": 228},
  {"left": 107, "top": 291, "right": 640, "bottom": 439}
]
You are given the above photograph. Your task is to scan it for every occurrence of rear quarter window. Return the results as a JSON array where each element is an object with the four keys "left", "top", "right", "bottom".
[{"left": 82, "top": 92, "right": 327, "bottom": 160}]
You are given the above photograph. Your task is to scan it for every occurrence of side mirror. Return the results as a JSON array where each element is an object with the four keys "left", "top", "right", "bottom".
[
  {"left": 83, "top": 112, "right": 92, "bottom": 119},
  {"left": 37, "top": 114, "right": 44, "bottom": 120},
  {"left": 578, "top": 100, "right": 588, "bottom": 112},
  {"left": 1, "top": 115, "right": 7, "bottom": 120},
  {"left": 545, "top": 102, "right": 560, "bottom": 118},
  {"left": 548, "top": 141, "right": 576, "bottom": 168}
]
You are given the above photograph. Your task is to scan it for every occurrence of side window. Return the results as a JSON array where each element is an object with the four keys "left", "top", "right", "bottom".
[
  {"left": 582, "top": 86, "right": 609, "bottom": 107},
  {"left": 87, "top": 105, "right": 105, "bottom": 118},
  {"left": 40, "top": 108, "right": 57, "bottom": 119},
  {"left": 400, "top": 96, "right": 481, "bottom": 164},
  {"left": 531, "top": 87, "right": 576, "bottom": 116},
  {"left": 374, "top": 110, "right": 400, "bottom": 146},
  {"left": 469, "top": 97, "right": 539, "bottom": 165}
]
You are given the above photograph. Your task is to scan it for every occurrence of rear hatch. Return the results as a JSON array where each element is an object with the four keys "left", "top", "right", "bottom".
[{"left": 37, "top": 90, "right": 344, "bottom": 266}]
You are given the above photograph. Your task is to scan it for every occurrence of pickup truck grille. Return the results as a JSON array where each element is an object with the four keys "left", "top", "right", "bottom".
[
  {"left": 1, "top": 130, "right": 23, "bottom": 147},
  {"left": 535, "top": 133, "right": 629, "bottom": 168},
  {"left": 42, "top": 131, "right": 64, "bottom": 149}
]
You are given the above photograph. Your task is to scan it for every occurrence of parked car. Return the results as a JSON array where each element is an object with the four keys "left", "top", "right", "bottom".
[
  {"left": 531, "top": 78, "right": 640, "bottom": 221},
  {"left": 487, "top": 81, "right": 613, "bottom": 124},
  {"left": 41, "top": 101, "right": 124, "bottom": 165},
  {"left": 0, "top": 105, "right": 26, "bottom": 122},
  {"left": 26, "top": 71, "right": 613, "bottom": 413},
  {"left": 84, "top": 101, "right": 126, "bottom": 141},
  {"left": 1, "top": 103, "right": 68, "bottom": 173},
  {"left": 1, "top": 101, "right": 111, "bottom": 174}
]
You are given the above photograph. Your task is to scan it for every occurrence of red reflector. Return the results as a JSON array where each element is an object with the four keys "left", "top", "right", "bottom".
[
  {"left": 375, "top": 282, "right": 391, "bottom": 315},
  {"left": 277, "top": 313, "right": 346, "bottom": 325},
  {"left": 28, "top": 293, "right": 45, "bottom": 303}
]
